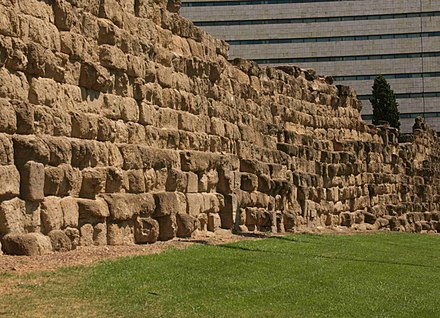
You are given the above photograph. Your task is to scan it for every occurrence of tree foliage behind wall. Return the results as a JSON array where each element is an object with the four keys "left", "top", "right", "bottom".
[{"left": 370, "top": 75, "right": 400, "bottom": 130}]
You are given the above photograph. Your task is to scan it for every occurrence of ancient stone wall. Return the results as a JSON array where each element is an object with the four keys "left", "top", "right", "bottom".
[{"left": 0, "top": 0, "right": 439, "bottom": 255}]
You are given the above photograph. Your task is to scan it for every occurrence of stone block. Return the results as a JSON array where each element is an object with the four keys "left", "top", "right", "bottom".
[
  {"left": 44, "top": 165, "right": 80, "bottom": 197},
  {"left": 0, "top": 68, "right": 29, "bottom": 101},
  {"left": 79, "top": 223, "right": 94, "bottom": 246},
  {"left": 77, "top": 197, "right": 109, "bottom": 222},
  {"left": 71, "top": 112, "right": 98, "bottom": 139},
  {"left": 127, "top": 169, "right": 146, "bottom": 193},
  {"left": 97, "top": 117, "right": 116, "bottom": 142},
  {"left": 80, "top": 168, "right": 105, "bottom": 198},
  {"left": 207, "top": 213, "right": 221, "bottom": 232},
  {"left": 0, "top": 98, "right": 16, "bottom": 133},
  {"left": 154, "top": 192, "right": 179, "bottom": 217},
  {"left": 48, "top": 230, "right": 72, "bottom": 252},
  {"left": 139, "top": 102, "right": 157, "bottom": 126},
  {"left": 41, "top": 196, "right": 63, "bottom": 234},
  {"left": 134, "top": 217, "right": 159, "bottom": 243},
  {"left": 220, "top": 194, "right": 237, "bottom": 229},
  {"left": 13, "top": 135, "right": 50, "bottom": 167},
  {"left": 105, "top": 167, "right": 126, "bottom": 193},
  {"left": 166, "top": 169, "right": 188, "bottom": 192},
  {"left": 53, "top": 0, "right": 76, "bottom": 31},
  {"left": 0, "top": 165, "right": 20, "bottom": 199},
  {"left": 93, "top": 223, "right": 107, "bottom": 246},
  {"left": 0, "top": 133, "right": 14, "bottom": 165},
  {"left": 60, "top": 196, "right": 79, "bottom": 228},
  {"left": 138, "top": 146, "right": 180, "bottom": 170},
  {"left": 99, "top": 0, "right": 124, "bottom": 27},
  {"left": 0, "top": 197, "right": 40, "bottom": 235},
  {"left": 99, "top": 44, "right": 127, "bottom": 71},
  {"left": 79, "top": 62, "right": 113, "bottom": 92},
  {"left": 340, "top": 212, "right": 354, "bottom": 227},
  {"left": 44, "top": 137, "right": 72, "bottom": 166},
  {"left": 144, "top": 168, "right": 156, "bottom": 191},
  {"left": 202, "top": 193, "right": 220, "bottom": 214},
  {"left": 157, "top": 108, "right": 178, "bottom": 129},
  {"left": 186, "top": 193, "right": 203, "bottom": 216},
  {"left": 119, "top": 144, "right": 142, "bottom": 170},
  {"left": 107, "top": 221, "right": 135, "bottom": 245},
  {"left": 64, "top": 227, "right": 80, "bottom": 249},
  {"left": 241, "top": 173, "right": 258, "bottom": 192},
  {"left": 20, "top": 161, "right": 45, "bottom": 201},
  {"left": 103, "top": 193, "right": 155, "bottom": 221},
  {"left": 180, "top": 151, "right": 213, "bottom": 172},
  {"left": 176, "top": 213, "right": 196, "bottom": 238},
  {"left": 156, "top": 66, "right": 173, "bottom": 88},
  {"left": 186, "top": 172, "right": 198, "bottom": 193},
  {"left": 156, "top": 214, "right": 176, "bottom": 241},
  {"left": 1, "top": 233, "right": 52, "bottom": 256}
]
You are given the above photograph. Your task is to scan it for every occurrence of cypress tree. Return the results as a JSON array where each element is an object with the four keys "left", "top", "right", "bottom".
[{"left": 370, "top": 75, "right": 400, "bottom": 130}]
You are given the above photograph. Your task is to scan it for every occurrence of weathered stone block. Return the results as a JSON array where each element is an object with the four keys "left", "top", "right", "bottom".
[
  {"left": 127, "top": 169, "right": 146, "bottom": 193},
  {"left": 103, "top": 193, "right": 155, "bottom": 221},
  {"left": 79, "top": 223, "right": 94, "bottom": 246},
  {"left": 154, "top": 192, "right": 179, "bottom": 217},
  {"left": 79, "top": 62, "right": 113, "bottom": 92},
  {"left": 99, "top": 44, "right": 127, "bottom": 71},
  {"left": 71, "top": 112, "right": 98, "bottom": 139},
  {"left": 99, "top": 0, "right": 124, "bottom": 27},
  {"left": 80, "top": 168, "right": 105, "bottom": 198},
  {"left": 107, "top": 221, "right": 135, "bottom": 245},
  {"left": 0, "top": 98, "right": 16, "bottom": 133},
  {"left": 105, "top": 167, "right": 126, "bottom": 193},
  {"left": 64, "top": 227, "right": 80, "bottom": 249},
  {"left": 184, "top": 193, "right": 202, "bottom": 217},
  {"left": 0, "top": 165, "right": 20, "bottom": 199},
  {"left": 134, "top": 217, "right": 159, "bottom": 243},
  {"left": 240, "top": 173, "right": 258, "bottom": 192},
  {"left": 186, "top": 172, "right": 198, "bottom": 193},
  {"left": 1, "top": 232, "right": 52, "bottom": 256},
  {"left": 156, "top": 214, "right": 176, "bottom": 241},
  {"left": 48, "top": 230, "right": 72, "bottom": 252},
  {"left": 20, "top": 161, "right": 45, "bottom": 201},
  {"left": 176, "top": 213, "right": 196, "bottom": 238},
  {"left": 166, "top": 169, "right": 188, "bottom": 192},
  {"left": 77, "top": 197, "right": 109, "bottom": 222},
  {"left": 60, "top": 196, "right": 79, "bottom": 228},
  {"left": 0, "top": 133, "right": 14, "bottom": 165},
  {"left": 93, "top": 223, "right": 107, "bottom": 246},
  {"left": 0, "top": 197, "right": 40, "bottom": 235},
  {"left": 13, "top": 135, "right": 50, "bottom": 167},
  {"left": 119, "top": 144, "right": 142, "bottom": 170},
  {"left": 41, "top": 196, "right": 63, "bottom": 234}
]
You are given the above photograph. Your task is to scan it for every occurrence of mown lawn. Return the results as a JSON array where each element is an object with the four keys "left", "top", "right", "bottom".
[{"left": 1, "top": 233, "right": 440, "bottom": 318}]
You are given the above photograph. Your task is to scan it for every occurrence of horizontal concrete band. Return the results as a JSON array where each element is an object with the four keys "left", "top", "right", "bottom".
[
  {"left": 252, "top": 52, "right": 440, "bottom": 64},
  {"left": 227, "top": 32, "right": 440, "bottom": 45},
  {"left": 193, "top": 11, "right": 440, "bottom": 25}
]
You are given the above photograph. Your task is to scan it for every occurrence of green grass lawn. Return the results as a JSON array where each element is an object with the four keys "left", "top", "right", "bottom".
[{"left": 1, "top": 233, "right": 440, "bottom": 318}]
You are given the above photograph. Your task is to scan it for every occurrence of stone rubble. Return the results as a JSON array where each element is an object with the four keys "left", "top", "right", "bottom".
[{"left": 0, "top": 0, "right": 439, "bottom": 255}]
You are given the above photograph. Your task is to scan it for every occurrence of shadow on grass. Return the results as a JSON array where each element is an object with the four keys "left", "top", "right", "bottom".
[{"left": 216, "top": 244, "right": 440, "bottom": 269}]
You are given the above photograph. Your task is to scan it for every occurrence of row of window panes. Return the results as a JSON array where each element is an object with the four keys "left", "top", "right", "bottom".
[
  {"left": 251, "top": 51, "right": 440, "bottom": 64},
  {"left": 334, "top": 72, "right": 440, "bottom": 82},
  {"left": 358, "top": 92, "right": 440, "bottom": 100},
  {"left": 362, "top": 112, "right": 440, "bottom": 120},
  {"left": 227, "top": 31, "right": 440, "bottom": 45},
  {"left": 183, "top": 0, "right": 354, "bottom": 7},
  {"left": 194, "top": 11, "right": 440, "bottom": 26}
]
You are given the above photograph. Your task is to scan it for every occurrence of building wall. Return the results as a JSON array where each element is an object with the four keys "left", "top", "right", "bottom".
[{"left": 181, "top": 0, "right": 440, "bottom": 132}]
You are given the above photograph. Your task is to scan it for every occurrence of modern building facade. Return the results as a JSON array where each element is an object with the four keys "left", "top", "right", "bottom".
[{"left": 181, "top": 0, "right": 440, "bottom": 132}]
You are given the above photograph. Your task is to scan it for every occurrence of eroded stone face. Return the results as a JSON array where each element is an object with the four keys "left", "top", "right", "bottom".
[{"left": 0, "top": 1, "right": 439, "bottom": 255}]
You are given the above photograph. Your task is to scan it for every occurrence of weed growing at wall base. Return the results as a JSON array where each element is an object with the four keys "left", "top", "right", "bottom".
[{"left": 1, "top": 233, "right": 440, "bottom": 317}]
